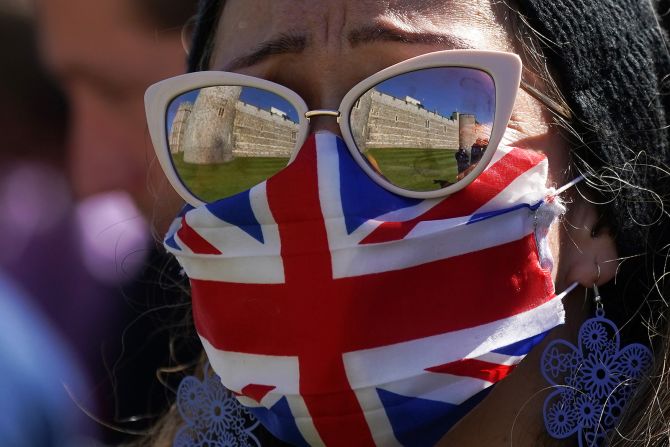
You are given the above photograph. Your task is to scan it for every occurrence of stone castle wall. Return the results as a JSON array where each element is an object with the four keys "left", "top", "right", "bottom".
[
  {"left": 350, "top": 89, "right": 476, "bottom": 151},
  {"left": 232, "top": 102, "right": 298, "bottom": 157},
  {"left": 169, "top": 86, "right": 298, "bottom": 164}
]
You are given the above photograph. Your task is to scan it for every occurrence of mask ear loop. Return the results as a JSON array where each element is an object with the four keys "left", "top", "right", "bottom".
[
  {"left": 593, "top": 262, "right": 604, "bottom": 317},
  {"left": 542, "top": 175, "right": 586, "bottom": 298},
  {"left": 557, "top": 281, "right": 579, "bottom": 299},
  {"left": 548, "top": 174, "right": 586, "bottom": 199}
]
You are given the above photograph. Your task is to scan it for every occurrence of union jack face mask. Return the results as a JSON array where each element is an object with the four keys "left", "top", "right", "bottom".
[{"left": 162, "top": 130, "right": 577, "bottom": 447}]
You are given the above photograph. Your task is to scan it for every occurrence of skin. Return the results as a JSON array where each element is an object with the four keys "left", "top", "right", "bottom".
[
  {"left": 36, "top": 0, "right": 183, "bottom": 231},
  {"left": 209, "top": 0, "right": 619, "bottom": 444}
]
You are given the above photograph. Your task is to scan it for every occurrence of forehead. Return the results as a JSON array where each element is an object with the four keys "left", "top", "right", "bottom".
[{"left": 213, "top": 0, "right": 513, "bottom": 67}]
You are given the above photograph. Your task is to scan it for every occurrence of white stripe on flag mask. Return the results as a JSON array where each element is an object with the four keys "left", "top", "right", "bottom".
[{"left": 165, "top": 131, "right": 574, "bottom": 447}]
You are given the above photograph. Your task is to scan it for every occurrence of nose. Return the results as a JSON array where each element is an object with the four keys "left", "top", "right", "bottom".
[
  {"left": 305, "top": 109, "right": 342, "bottom": 136},
  {"left": 296, "top": 67, "right": 354, "bottom": 137}
]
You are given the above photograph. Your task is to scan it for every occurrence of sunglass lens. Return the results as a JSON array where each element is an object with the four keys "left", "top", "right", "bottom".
[
  {"left": 349, "top": 67, "right": 495, "bottom": 192},
  {"left": 166, "top": 86, "right": 300, "bottom": 202}
]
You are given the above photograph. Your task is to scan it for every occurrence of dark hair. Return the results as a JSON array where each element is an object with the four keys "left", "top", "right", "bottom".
[
  {"left": 156, "top": 1, "right": 670, "bottom": 445},
  {"left": 187, "top": 0, "right": 223, "bottom": 71}
]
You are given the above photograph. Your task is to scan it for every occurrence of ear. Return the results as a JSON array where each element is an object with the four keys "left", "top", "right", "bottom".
[{"left": 558, "top": 196, "right": 619, "bottom": 288}]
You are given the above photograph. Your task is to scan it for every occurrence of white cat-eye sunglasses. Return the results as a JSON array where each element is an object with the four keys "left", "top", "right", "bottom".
[{"left": 146, "top": 49, "right": 566, "bottom": 206}]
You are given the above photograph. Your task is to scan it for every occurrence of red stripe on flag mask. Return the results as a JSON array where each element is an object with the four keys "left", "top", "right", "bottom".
[{"left": 164, "top": 132, "right": 571, "bottom": 447}]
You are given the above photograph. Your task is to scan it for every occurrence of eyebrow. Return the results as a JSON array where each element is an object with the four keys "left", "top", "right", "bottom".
[
  {"left": 224, "top": 32, "right": 308, "bottom": 71},
  {"left": 221, "top": 25, "right": 473, "bottom": 71}
]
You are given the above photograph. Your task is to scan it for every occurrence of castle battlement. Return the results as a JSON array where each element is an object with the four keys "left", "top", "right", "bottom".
[
  {"left": 350, "top": 88, "right": 478, "bottom": 151},
  {"left": 235, "top": 102, "right": 299, "bottom": 129}
]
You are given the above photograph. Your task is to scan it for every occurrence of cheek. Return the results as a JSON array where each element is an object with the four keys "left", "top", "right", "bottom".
[
  {"left": 510, "top": 91, "right": 572, "bottom": 185},
  {"left": 547, "top": 218, "right": 562, "bottom": 283}
]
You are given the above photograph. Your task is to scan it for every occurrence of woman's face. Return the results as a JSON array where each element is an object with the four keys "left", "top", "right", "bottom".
[{"left": 205, "top": 0, "right": 618, "bottom": 443}]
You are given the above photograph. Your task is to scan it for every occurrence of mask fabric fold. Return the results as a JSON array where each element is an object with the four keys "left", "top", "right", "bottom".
[{"left": 165, "top": 132, "right": 566, "bottom": 447}]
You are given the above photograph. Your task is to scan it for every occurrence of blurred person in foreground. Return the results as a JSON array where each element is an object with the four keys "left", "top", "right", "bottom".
[
  {"left": 0, "top": 272, "right": 91, "bottom": 447},
  {"left": 0, "top": 5, "right": 96, "bottom": 443},
  {"left": 0, "top": 4, "right": 113, "bottom": 360},
  {"left": 37, "top": 0, "right": 190, "bottom": 228},
  {"left": 33, "top": 0, "right": 199, "bottom": 442}
]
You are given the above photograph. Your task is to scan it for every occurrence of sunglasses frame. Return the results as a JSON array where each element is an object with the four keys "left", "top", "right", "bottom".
[{"left": 145, "top": 49, "right": 521, "bottom": 207}]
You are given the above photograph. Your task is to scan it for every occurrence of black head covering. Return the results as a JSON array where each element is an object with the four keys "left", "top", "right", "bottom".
[{"left": 517, "top": 0, "right": 670, "bottom": 258}]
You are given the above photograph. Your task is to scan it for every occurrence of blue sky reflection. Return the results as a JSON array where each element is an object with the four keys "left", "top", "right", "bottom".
[{"left": 373, "top": 67, "right": 495, "bottom": 125}]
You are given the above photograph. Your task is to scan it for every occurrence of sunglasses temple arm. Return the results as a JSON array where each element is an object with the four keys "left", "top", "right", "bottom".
[{"left": 519, "top": 79, "right": 573, "bottom": 121}]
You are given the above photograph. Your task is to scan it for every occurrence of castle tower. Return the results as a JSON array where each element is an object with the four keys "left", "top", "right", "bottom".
[
  {"left": 181, "top": 85, "right": 242, "bottom": 164},
  {"left": 458, "top": 113, "right": 477, "bottom": 150}
]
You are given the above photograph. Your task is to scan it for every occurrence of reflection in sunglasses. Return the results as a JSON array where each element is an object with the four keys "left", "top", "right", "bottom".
[
  {"left": 168, "top": 86, "right": 299, "bottom": 163},
  {"left": 162, "top": 66, "right": 496, "bottom": 198},
  {"left": 350, "top": 67, "right": 494, "bottom": 191},
  {"left": 166, "top": 86, "right": 298, "bottom": 201}
]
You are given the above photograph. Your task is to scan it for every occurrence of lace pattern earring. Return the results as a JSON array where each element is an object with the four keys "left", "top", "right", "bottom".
[
  {"left": 174, "top": 363, "right": 261, "bottom": 447},
  {"left": 541, "top": 282, "right": 653, "bottom": 446}
]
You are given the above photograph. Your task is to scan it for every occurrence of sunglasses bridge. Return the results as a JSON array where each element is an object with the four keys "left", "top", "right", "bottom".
[{"left": 305, "top": 109, "right": 341, "bottom": 123}]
